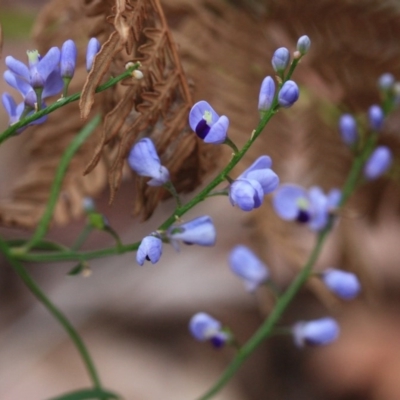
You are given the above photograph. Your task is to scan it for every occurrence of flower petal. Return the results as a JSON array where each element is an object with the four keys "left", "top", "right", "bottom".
[
  {"left": 4, "top": 70, "right": 32, "bottom": 96},
  {"left": 168, "top": 215, "right": 216, "bottom": 246},
  {"left": 293, "top": 318, "right": 340, "bottom": 347},
  {"left": 36, "top": 47, "right": 61, "bottom": 82},
  {"left": 229, "top": 245, "right": 269, "bottom": 292},
  {"left": 239, "top": 156, "right": 273, "bottom": 179},
  {"left": 245, "top": 168, "right": 279, "bottom": 195},
  {"left": 189, "top": 101, "right": 220, "bottom": 132},
  {"left": 204, "top": 115, "right": 229, "bottom": 144},
  {"left": 5, "top": 56, "right": 30, "bottom": 80},
  {"left": 322, "top": 268, "right": 361, "bottom": 300},
  {"left": 136, "top": 236, "right": 163, "bottom": 266},
  {"left": 189, "top": 312, "right": 222, "bottom": 341},
  {"left": 229, "top": 179, "right": 263, "bottom": 211},
  {"left": 42, "top": 68, "right": 64, "bottom": 98},
  {"left": 273, "top": 184, "right": 307, "bottom": 220}
]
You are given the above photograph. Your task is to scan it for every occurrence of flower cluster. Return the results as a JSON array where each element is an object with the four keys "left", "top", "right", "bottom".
[{"left": 2, "top": 38, "right": 101, "bottom": 129}]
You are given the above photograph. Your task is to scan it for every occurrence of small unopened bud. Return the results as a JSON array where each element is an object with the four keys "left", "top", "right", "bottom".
[
  {"left": 271, "top": 47, "right": 290, "bottom": 74},
  {"left": 133, "top": 70, "right": 144, "bottom": 80},
  {"left": 378, "top": 73, "right": 394, "bottom": 91},
  {"left": 296, "top": 35, "right": 311, "bottom": 55}
]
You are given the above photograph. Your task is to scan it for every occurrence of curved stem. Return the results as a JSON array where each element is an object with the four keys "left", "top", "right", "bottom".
[
  {"left": 19, "top": 115, "right": 101, "bottom": 253},
  {"left": 0, "top": 63, "right": 140, "bottom": 145},
  {"left": 0, "top": 237, "right": 103, "bottom": 393},
  {"left": 196, "top": 128, "right": 378, "bottom": 400}
]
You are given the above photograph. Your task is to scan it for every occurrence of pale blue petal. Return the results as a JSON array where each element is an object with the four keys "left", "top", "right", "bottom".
[
  {"left": 36, "top": 47, "right": 61, "bottom": 82},
  {"left": 229, "top": 245, "right": 269, "bottom": 292},
  {"left": 245, "top": 168, "right": 279, "bottom": 195},
  {"left": 322, "top": 268, "right": 361, "bottom": 300},
  {"left": 239, "top": 156, "right": 273, "bottom": 180},
  {"left": 189, "top": 100, "right": 220, "bottom": 132},
  {"left": 189, "top": 312, "right": 222, "bottom": 341},
  {"left": 5, "top": 56, "right": 30, "bottom": 80},
  {"left": 229, "top": 179, "right": 263, "bottom": 211},
  {"left": 273, "top": 184, "right": 307, "bottom": 220},
  {"left": 169, "top": 216, "right": 216, "bottom": 246},
  {"left": 136, "top": 236, "right": 163, "bottom": 266},
  {"left": 204, "top": 115, "right": 229, "bottom": 144},
  {"left": 4, "top": 70, "right": 32, "bottom": 96},
  {"left": 42, "top": 68, "right": 64, "bottom": 98},
  {"left": 293, "top": 318, "right": 340, "bottom": 347}
]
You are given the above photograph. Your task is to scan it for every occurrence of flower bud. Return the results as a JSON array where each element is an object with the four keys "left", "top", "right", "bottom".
[
  {"left": 86, "top": 38, "right": 101, "bottom": 72},
  {"left": 339, "top": 114, "right": 358, "bottom": 145},
  {"left": 258, "top": 76, "right": 275, "bottom": 112},
  {"left": 293, "top": 317, "right": 340, "bottom": 347},
  {"left": 229, "top": 245, "right": 269, "bottom": 292},
  {"left": 60, "top": 40, "right": 77, "bottom": 79},
  {"left": 364, "top": 145, "right": 393, "bottom": 180},
  {"left": 378, "top": 73, "right": 394, "bottom": 91},
  {"left": 136, "top": 236, "right": 163, "bottom": 266},
  {"left": 322, "top": 268, "right": 361, "bottom": 300},
  {"left": 278, "top": 80, "right": 299, "bottom": 108},
  {"left": 296, "top": 35, "right": 311, "bottom": 55},
  {"left": 271, "top": 47, "right": 290, "bottom": 73},
  {"left": 189, "top": 312, "right": 229, "bottom": 348},
  {"left": 368, "top": 104, "right": 384, "bottom": 131}
]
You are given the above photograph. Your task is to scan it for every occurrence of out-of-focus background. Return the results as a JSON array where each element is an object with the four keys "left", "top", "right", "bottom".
[{"left": 2, "top": 1, "right": 400, "bottom": 399}]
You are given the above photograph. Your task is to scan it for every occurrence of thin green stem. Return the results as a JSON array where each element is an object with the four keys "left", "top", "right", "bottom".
[
  {"left": 164, "top": 181, "right": 182, "bottom": 208},
  {"left": 72, "top": 225, "right": 93, "bottom": 251},
  {"left": 0, "top": 237, "right": 104, "bottom": 393},
  {"left": 197, "top": 128, "right": 378, "bottom": 400},
  {"left": 0, "top": 63, "right": 140, "bottom": 145},
  {"left": 19, "top": 115, "right": 101, "bottom": 253}
]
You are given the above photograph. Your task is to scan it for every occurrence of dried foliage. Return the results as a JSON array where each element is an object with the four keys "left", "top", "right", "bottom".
[{"left": 0, "top": 0, "right": 217, "bottom": 228}]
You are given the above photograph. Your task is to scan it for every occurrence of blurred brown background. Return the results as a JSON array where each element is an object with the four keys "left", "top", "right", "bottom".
[{"left": 1, "top": 1, "right": 400, "bottom": 399}]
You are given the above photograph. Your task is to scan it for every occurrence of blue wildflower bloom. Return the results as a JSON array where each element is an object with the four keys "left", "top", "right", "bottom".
[
  {"left": 258, "top": 76, "right": 275, "bottom": 112},
  {"left": 322, "top": 268, "right": 361, "bottom": 300},
  {"left": 128, "top": 138, "right": 170, "bottom": 186},
  {"left": 364, "top": 145, "right": 393, "bottom": 180},
  {"left": 229, "top": 156, "right": 279, "bottom": 211},
  {"left": 60, "top": 40, "right": 77, "bottom": 79},
  {"left": 189, "top": 312, "right": 229, "bottom": 348},
  {"left": 167, "top": 215, "right": 216, "bottom": 248},
  {"left": 378, "top": 73, "right": 394, "bottom": 91},
  {"left": 278, "top": 80, "right": 299, "bottom": 108},
  {"left": 229, "top": 245, "right": 269, "bottom": 292},
  {"left": 273, "top": 184, "right": 341, "bottom": 231},
  {"left": 368, "top": 104, "right": 384, "bottom": 131},
  {"left": 136, "top": 236, "right": 163, "bottom": 266},
  {"left": 339, "top": 114, "right": 358, "bottom": 146},
  {"left": 292, "top": 317, "right": 340, "bottom": 347},
  {"left": 86, "top": 38, "right": 101, "bottom": 72},
  {"left": 189, "top": 101, "right": 229, "bottom": 144},
  {"left": 271, "top": 47, "right": 290, "bottom": 73},
  {"left": 4, "top": 48, "right": 63, "bottom": 109},
  {"left": 296, "top": 35, "right": 311, "bottom": 55}
]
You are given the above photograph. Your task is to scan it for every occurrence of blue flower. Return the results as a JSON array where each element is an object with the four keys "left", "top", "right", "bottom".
[
  {"left": 229, "top": 156, "right": 279, "bottom": 211},
  {"left": 378, "top": 73, "right": 394, "bottom": 91},
  {"left": 136, "top": 236, "right": 163, "bottom": 266},
  {"left": 86, "top": 38, "right": 101, "bottom": 72},
  {"left": 167, "top": 216, "right": 216, "bottom": 248},
  {"left": 364, "top": 145, "right": 393, "bottom": 180},
  {"left": 229, "top": 245, "right": 269, "bottom": 292},
  {"left": 60, "top": 40, "right": 77, "bottom": 79},
  {"left": 296, "top": 35, "right": 311, "bottom": 55},
  {"left": 189, "top": 101, "right": 229, "bottom": 144},
  {"left": 271, "top": 47, "right": 290, "bottom": 73},
  {"left": 273, "top": 184, "right": 341, "bottom": 231},
  {"left": 321, "top": 268, "right": 361, "bottom": 300},
  {"left": 1, "top": 92, "right": 46, "bottom": 128},
  {"left": 128, "top": 138, "right": 170, "bottom": 186},
  {"left": 292, "top": 317, "right": 340, "bottom": 347},
  {"left": 4, "top": 48, "right": 63, "bottom": 109},
  {"left": 339, "top": 114, "right": 358, "bottom": 146},
  {"left": 278, "top": 80, "right": 299, "bottom": 108},
  {"left": 258, "top": 76, "right": 275, "bottom": 112},
  {"left": 368, "top": 104, "right": 384, "bottom": 131},
  {"left": 189, "top": 312, "right": 229, "bottom": 348}
]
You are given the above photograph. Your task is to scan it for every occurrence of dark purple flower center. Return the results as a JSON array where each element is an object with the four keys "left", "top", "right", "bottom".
[
  {"left": 145, "top": 255, "right": 151, "bottom": 261},
  {"left": 210, "top": 335, "right": 225, "bottom": 348},
  {"left": 296, "top": 210, "right": 310, "bottom": 223},
  {"left": 195, "top": 119, "right": 210, "bottom": 139},
  {"left": 183, "top": 241, "right": 194, "bottom": 246}
]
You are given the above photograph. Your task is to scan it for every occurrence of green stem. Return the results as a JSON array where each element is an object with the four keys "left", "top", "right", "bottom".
[
  {"left": 197, "top": 127, "right": 378, "bottom": 400},
  {"left": 164, "top": 181, "right": 182, "bottom": 207},
  {"left": 72, "top": 225, "right": 93, "bottom": 251},
  {"left": 20, "top": 115, "right": 101, "bottom": 253},
  {"left": 197, "top": 225, "right": 331, "bottom": 400},
  {"left": 0, "top": 63, "right": 140, "bottom": 145},
  {"left": 0, "top": 237, "right": 103, "bottom": 393}
]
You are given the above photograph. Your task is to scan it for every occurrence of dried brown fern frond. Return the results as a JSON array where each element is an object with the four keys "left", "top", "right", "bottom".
[{"left": 0, "top": 0, "right": 217, "bottom": 228}]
